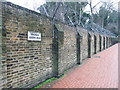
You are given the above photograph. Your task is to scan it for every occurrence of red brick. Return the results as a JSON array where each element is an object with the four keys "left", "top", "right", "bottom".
[{"left": 52, "top": 44, "right": 118, "bottom": 88}]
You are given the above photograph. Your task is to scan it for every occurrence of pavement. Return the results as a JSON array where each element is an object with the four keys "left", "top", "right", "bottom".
[{"left": 52, "top": 44, "right": 118, "bottom": 88}]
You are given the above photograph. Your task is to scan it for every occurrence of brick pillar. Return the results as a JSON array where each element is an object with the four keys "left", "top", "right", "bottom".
[
  {"left": 99, "top": 35, "right": 102, "bottom": 51},
  {"left": 57, "top": 26, "right": 64, "bottom": 76},
  {"left": 0, "top": 1, "right": 3, "bottom": 89},
  {"left": 108, "top": 37, "right": 110, "bottom": 47},
  {"left": 88, "top": 33, "right": 92, "bottom": 58},
  {"left": 103, "top": 37, "right": 105, "bottom": 50},
  {"left": 0, "top": 1, "right": 6, "bottom": 89},
  {"left": 106, "top": 36, "right": 108, "bottom": 48},
  {"left": 52, "top": 24, "right": 64, "bottom": 77},
  {"left": 110, "top": 37, "right": 112, "bottom": 46},
  {"left": 76, "top": 33, "right": 82, "bottom": 64},
  {"left": 94, "top": 35, "right": 97, "bottom": 54},
  {"left": 0, "top": 2, "right": 8, "bottom": 88}
]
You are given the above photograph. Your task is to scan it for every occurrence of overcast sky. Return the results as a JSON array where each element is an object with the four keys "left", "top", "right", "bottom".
[
  {"left": 7, "top": 0, "right": 46, "bottom": 11},
  {"left": 7, "top": 0, "right": 119, "bottom": 12}
]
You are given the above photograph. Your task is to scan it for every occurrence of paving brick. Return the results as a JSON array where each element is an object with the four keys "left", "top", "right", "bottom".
[{"left": 52, "top": 44, "right": 118, "bottom": 88}]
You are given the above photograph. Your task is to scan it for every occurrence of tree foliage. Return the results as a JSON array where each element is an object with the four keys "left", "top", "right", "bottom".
[
  {"left": 93, "top": 2, "right": 118, "bottom": 35},
  {"left": 37, "top": 1, "right": 118, "bottom": 36}
]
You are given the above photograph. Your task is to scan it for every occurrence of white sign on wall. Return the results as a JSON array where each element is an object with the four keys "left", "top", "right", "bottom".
[{"left": 28, "top": 31, "right": 41, "bottom": 41}]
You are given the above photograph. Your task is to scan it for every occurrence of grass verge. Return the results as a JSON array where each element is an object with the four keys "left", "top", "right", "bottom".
[{"left": 32, "top": 74, "right": 64, "bottom": 90}]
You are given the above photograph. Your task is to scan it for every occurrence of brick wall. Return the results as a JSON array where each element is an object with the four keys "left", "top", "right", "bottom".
[
  {"left": 91, "top": 32, "right": 95, "bottom": 55},
  {"left": 104, "top": 36, "right": 106, "bottom": 49},
  {"left": 80, "top": 29, "right": 88, "bottom": 60},
  {"left": 0, "top": 1, "right": 114, "bottom": 89},
  {"left": 101, "top": 35, "right": 103, "bottom": 50},
  {"left": 93, "top": 35, "right": 97, "bottom": 54},
  {"left": 109, "top": 37, "right": 112, "bottom": 46},
  {"left": 58, "top": 24, "right": 77, "bottom": 75},
  {"left": 2, "top": 2, "right": 53, "bottom": 88},
  {"left": 101, "top": 35, "right": 104, "bottom": 51},
  {"left": 108, "top": 37, "right": 110, "bottom": 47},
  {"left": 96, "top": 34, "right": 100, "bottom": 52}
]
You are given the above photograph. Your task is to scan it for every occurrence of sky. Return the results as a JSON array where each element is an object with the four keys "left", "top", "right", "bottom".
[
  {"left": 7, "top": 0, "right": 120, "bottom": 12},
  {"left": 7, "top": 0, "right": 46, "bottom": 11}
]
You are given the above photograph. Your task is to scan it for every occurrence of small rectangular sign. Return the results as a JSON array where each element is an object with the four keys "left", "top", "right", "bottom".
[{"left": 28, "top": 31, "right": 41, "bottom": 41}]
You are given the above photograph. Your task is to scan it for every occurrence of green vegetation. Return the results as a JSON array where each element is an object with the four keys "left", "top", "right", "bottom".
[{"left": 32, "top": 75, "right": 64, "bottom": 90}]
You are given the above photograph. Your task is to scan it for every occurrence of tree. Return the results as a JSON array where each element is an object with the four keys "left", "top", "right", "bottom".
[
  {"left": 37, "top": 1, "right": 118, "bottom": 36},
  {"left": 92, "top": 1, "right": 118, "bottom": 35},
  {"left": 37, "top": 2, "right": 88, "bottom": 26}
]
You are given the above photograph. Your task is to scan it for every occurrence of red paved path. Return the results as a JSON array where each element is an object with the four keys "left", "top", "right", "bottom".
[{"left": 52, "top": 44, "right": 118, "bottom": 88}]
